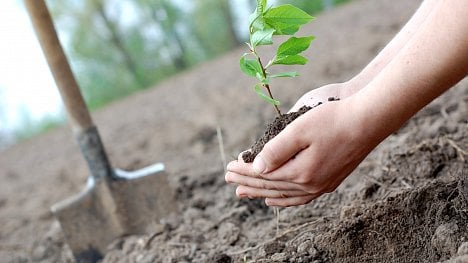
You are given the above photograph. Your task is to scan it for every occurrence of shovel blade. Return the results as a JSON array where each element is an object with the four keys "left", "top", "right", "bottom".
[{"left": 51, "top": 167, "right": 176, "bottom": 262}]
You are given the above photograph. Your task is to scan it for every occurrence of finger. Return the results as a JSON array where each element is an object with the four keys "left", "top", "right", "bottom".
[
  {"left": 258, "top": 148, "right": 306, "bottom": 182},
  {"left": 289, "top": 97, "right": 319, "bottom": 113},
  {"left": 238, "top": 152, "right": 244, "bottom": 161},
  {"left": 259, "top": 147, "right": 322, "bottom": 192},
  {"left": 225, "top": 171, "right": 304, "bottom": 191},
  {"left": 289, "top": 100, "right": 306, "bottom": 113},
  {"left": 265, "top": 194, "right": 320, "bottom": 207},
  {"left": 289, "top": 91, "right": 315, "bottom": 113},
  {"left": 288, "top": 91, "right": 330, "bottom": 113},
  {"left": 227, "top": 160, "right": 257, "bottom": 177},
  {"left": 236, "top": 185, "right": 310, "bottom": 199},
  {"left": 253, "top": 121, "right": 308, "bottom": 174}
]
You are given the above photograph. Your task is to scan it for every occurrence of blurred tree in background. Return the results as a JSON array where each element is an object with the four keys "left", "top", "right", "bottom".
[
  {"left": 47, "top": 0, "right": 349, "bottom": 111},
  {"left": 0, "top": 0, "right": 351, "bottom": 148}
]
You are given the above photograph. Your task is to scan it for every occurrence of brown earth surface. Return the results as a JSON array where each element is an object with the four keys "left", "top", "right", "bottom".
[{"left": 1, "top": 0, "right": 467, "bottom": 262}]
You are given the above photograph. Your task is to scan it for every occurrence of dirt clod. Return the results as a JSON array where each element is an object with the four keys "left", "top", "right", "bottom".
[{"left": 242, "top": 106, "right": 313, "bottom": 163}]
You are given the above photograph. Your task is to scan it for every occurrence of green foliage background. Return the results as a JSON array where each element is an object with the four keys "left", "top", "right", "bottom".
[
  {"left": 2, "top": 0, "right": 351, "bottom": 146},
  {"left": 48, "top": 0, "right": 350, "bottom": 110}
]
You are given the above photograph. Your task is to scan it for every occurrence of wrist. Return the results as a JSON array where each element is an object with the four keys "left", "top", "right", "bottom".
[
  {"left": 339, "top": 77, "right": 365, "bottom": 99},
  {"left": 346, "top": 88, "right": 396, "bottom": 148}
]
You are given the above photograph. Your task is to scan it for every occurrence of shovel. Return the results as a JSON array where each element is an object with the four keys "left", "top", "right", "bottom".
[{"left": 24, "top": 1, "right": 177, "bottom": 262}]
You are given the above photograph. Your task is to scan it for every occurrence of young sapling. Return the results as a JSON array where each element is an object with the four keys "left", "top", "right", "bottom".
[
  {"left": 239, "top": 0, "right": 316, "bottom": 230},
  {"left": 240, "top": 0, "right": 315, "bottom": 116},
  {"left": 240, "top": 1, "right": 321, "bottom": 163}
]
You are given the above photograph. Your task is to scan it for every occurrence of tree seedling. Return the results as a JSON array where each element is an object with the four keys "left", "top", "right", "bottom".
[{"left": 240, "top": 0, "right": 315, "bottom": 116}]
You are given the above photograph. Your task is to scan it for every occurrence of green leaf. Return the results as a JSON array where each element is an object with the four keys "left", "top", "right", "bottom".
[
  {"left": 272, "top": 24, "right": 300, "bottom": 35},
  {"left": 273, "top": 54, "right": 308, "bottom": 65},
  {"left": 269, "top": 71, "right": 299, "bottom": 78},
  {"left": 249, "top": 11, "right": 265, "bottom": 32},
  {"left": 250, "top": 0, "right": 268, "bottom": 32},
  {"left": 240, "top": 55, "right": 263, "bottom": 77},
  {"left": 277, "top": 36, "right": 315, "bottom": 56},
  {"left": 264, "top": 4, "right": 314, "bottom": 33},
  {"left": 251, "top": 28, "right": 275, "bottom": 47},
  {"left": 254, "top": 84, "right": 280, "bottom": 105},
  {"left": 264, "top": 4, "right": 314, "bottom": 24}
]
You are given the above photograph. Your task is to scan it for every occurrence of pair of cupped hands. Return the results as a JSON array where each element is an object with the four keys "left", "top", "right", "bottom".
[{"left": 225, "top": 83, "right": 377, "bottom": 207}]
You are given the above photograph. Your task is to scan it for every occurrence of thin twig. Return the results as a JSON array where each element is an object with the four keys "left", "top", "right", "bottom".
[
  {"left": 255, "top": 54, "right": 281, "bottom": 116},
  {"left": 264, "top": 83, "right": 282, "bottom": 116},
  {"left": 274, "top": 207, "right": 280, "bottom": 236},
  {"left": 216, "top": 125, "right": 227, "bottom": 173}
]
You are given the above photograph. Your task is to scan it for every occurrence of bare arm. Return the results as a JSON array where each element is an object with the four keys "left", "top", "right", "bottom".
[
  {"left": 356, "top": 0, "right": 468, "bottom": 144},
  {"left": 344, "top": 0, "right": 439, "bottom": 95},
  {"left": 290, "top": 0, "right": 439, "bottom": 111},
  {"left": 226, "top": 0, "right": 468, "bottom": 207}
]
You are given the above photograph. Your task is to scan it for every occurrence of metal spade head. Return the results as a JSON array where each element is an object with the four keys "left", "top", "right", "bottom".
[{"left": 51, "top": 163, "right": 176, "bottom": 262}]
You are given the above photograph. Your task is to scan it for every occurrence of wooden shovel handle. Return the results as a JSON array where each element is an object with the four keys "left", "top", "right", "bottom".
[{"left": 24, "top": 0, "right": 93, "bottom": 133}]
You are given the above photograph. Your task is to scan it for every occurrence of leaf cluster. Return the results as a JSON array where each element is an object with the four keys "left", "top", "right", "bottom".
[{"left": 240, "top": 0, "right": 315, "bottom": 109}]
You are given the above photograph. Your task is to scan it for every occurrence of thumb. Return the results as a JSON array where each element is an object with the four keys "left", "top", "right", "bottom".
[{"left": 253, "top": 122, "right": 306, "bottom": 174}]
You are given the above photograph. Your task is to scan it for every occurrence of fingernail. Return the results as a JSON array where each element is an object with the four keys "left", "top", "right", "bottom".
[{"left": 253, "top": 156, "right": 266, "bottom": 174}]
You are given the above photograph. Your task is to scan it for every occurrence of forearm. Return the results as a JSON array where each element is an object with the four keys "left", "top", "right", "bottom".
[
  {"left": 344, "top": 0, "right": 438, "bottom": 96},
  {"left": 356, "top": 0, "right": 468, "bottom": 143}
]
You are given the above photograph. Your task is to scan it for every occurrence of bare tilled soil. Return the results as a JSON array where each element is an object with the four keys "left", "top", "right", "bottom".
[{"left": 0, "top": 0, "right": 466, "bottom": 262}]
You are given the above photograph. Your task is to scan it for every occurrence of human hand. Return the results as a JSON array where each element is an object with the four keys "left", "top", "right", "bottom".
[
  {"left": 226, "top": 92, "right": 378, "bottom": 207},
  {"left": 288, "top": 82, "right": 357, "bottom": 112},
  {"left": 226, "top": 0, "right": 468, "bottom": 208}
]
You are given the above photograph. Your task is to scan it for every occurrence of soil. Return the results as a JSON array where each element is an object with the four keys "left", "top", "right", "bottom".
[
  {"left": 242, "top": 105, "right": 313, "bottom": 163},
  {"left": 242, "top": 97, "right": 340, "bottom": 163},
  {"left": 1, "top": 0, "right": 467, "bottom": 262}
]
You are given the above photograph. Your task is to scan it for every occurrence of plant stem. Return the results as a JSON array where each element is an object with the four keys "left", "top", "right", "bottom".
[
  {"left": 255, "top": 55, "right": 282, "bottom": 116},
  {"left": 264, "top": 83, "right": 282, "bottom": 116}
]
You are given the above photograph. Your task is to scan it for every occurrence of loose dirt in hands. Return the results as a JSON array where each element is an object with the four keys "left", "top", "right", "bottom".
[
  {"left": 1, "top": 0, "right": 467, "bottom": 262},
  {"left": 242, "top": 105, "right": 313, "bottom": 163},
  {"left": 242, "top": 98, "right": 339, "bottom": 163}
]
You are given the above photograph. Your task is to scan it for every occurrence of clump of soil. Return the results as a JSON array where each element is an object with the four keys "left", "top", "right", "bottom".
[
  {"left": 242, "top": 97, "right": 339, "bottom": 163},
  {"left": 242, "top": 105, "right": 312, "bottom": 163}
]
